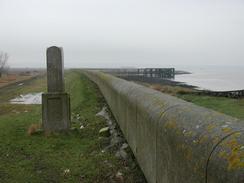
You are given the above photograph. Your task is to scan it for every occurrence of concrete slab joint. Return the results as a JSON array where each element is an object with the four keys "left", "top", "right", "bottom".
[{"left": 42, "top": 46, "right": 71, "bottom": 133}]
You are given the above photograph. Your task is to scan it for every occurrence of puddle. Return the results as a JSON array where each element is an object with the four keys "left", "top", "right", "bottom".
[{"left": 10, "top": 92, "right": 42, "bottom": 104}]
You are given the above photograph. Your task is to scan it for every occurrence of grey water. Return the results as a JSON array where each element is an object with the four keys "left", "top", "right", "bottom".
[
  {"left": 174, "top": 65, "right": 244, "bottom": 91},
  {"left": 10, "top": 92, "right": 42, "bottom": 104}
]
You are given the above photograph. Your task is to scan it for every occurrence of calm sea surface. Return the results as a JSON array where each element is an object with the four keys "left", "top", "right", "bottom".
[{"left": 174, "top": 66, "right": 244, "bottom": 91}]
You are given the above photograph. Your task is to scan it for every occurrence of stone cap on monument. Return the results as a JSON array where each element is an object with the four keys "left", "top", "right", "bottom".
[{"left": 46, "top": 46, "right": 65, "bottom": 92}]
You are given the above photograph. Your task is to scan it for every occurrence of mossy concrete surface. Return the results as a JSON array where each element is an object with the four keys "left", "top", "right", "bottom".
[{"left": 84, "top": 70, "right": 244, "bottom": 183}]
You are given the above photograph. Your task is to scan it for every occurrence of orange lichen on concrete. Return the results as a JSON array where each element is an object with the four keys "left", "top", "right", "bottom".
[
  {"left": 198, "top": 134, "right": 209, "bottom": 144},
  {"left": 218, "top": 133, "right": 244, "bottom": 171},
  {"left": 164, "top": 120, "right": 177, "bottom": 129},
  {"left": 184, "top": 131, "right": 193, "bottom": 137},
  {"left": 222, "top": 127, "right": 232, "bottom": 134},
  {"left": 213, "top": 136, "right": 220, "bottom": 144},
  {"left": 185, "top": 147, "right": 193, "bottom": 161},
  {"left": 206, "top": 124, "right": 216, "bottom": 132}
]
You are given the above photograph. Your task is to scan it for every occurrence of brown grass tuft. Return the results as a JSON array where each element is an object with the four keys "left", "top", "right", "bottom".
[
  {"left": 149, "top": 84, "right": 162, "bottom": 91},
  {"left": 27, "top": 123, "right": 41, "bottom": 136},
  {"left": 149, "top": 84, "right": 194, "bottom": 96}
]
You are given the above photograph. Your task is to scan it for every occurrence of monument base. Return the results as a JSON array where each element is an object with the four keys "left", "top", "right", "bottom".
[{"left": 42, "top": 92, "right": 71, "bottom": 133}]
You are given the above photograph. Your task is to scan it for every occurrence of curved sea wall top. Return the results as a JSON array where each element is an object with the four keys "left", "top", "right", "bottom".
[{"left": 84, "top": 70, "right": 244, "bottom": 183}]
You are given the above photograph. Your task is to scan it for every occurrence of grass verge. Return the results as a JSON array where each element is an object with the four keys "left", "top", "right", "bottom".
[
  {"left": 177, "top": 94, "right": 244, "bottom": 120},
  {"left": 0, "top": 70, "right": 145, "bottom": 183},
  {"left": 147, "top": 83, "right": 244, "bottom": 120}
]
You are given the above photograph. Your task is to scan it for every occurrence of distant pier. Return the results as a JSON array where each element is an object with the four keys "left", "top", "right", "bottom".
[{"left": 97, "top": 68, "right": 175, "bottom": 79}]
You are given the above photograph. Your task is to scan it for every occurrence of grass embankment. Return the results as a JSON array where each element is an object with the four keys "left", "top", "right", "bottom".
[
  {"left": 149, "top": 84, "right": 244, "bottom": 120},
  {"left": 0, "top": 71, "right": 145, "bottom": 183}
]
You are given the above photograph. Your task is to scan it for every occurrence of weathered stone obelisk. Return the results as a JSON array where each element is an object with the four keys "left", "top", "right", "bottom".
[{"left": 42, "top": 46, "right": 70, "bottom": 133}]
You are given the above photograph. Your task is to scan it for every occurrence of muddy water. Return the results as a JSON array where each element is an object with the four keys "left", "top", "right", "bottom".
[
  {"left": 10, "top": 92, "right": 42, "bottom": 104},
  {"left": 175, "top": 65, "right": 244, "bottom": 91}
]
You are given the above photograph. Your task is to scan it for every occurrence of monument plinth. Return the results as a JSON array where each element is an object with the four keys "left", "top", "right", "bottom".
[{"left": 42, "top": 46, "right": 70, "bottom": 133}]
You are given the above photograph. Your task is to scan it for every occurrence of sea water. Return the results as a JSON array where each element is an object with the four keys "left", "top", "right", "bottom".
[{"left": 174, "top": 65, "right": 244, "bottom": 91}]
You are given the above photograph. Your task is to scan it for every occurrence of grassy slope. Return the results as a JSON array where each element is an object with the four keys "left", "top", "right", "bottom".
[
  {"left": 147, "top": 83, "right": 244, "bottom": 120},
  {"left": 177, "top": 94, "right": 244, "bottom": 120},
  {"left": 0, "top": 71, "right": 145, "bottom": 183}
]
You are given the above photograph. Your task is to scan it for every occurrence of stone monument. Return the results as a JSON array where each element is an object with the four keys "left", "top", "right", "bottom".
[{"left": 42, "top": 46, "right": 70, "bottom": 133}]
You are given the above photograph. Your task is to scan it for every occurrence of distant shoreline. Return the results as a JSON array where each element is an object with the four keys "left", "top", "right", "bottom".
[
  {"left": 119, "top": 75, "right": 196, "bottom": 89},
  {"left": 120, "top": 75, "right": 244, "bottom": 98}
]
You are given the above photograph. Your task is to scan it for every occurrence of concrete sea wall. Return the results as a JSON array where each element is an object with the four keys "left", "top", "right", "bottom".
[{"left": 84, "top": 70, "right": 244, "bottom": 183}]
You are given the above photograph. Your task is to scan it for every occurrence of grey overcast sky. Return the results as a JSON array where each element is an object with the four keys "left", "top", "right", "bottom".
[{"left": 0, "top": 0, "right": 243, "bottom": 68}]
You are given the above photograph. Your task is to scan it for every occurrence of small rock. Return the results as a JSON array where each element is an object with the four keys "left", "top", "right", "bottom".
[
  {"left": 115, "top": 171, "right": 124, "bottom": 183},
  {"left": 99, "top": 127, "right": 110, "bottom": 137},
  {"left": 63, "top": 169, "right": 70, "bottom": 176},
  {"left": 80, "top": 175, "right": 85, "bottom": 182},
  {"left": 131, "top": 162, "right": 136, "bottom": 169},
  {"left": 104, "top": 160, "right": 113, "bottom": 168},
  {"left": 116, "top": 171, "right": 123, "bottom": 176},
  {"left": 115, "top": 149, "right": 127, "bottom": 160},
  {"left": 111, "top": 136, "right": 123, "bottom": 146},
  {"left": 80, "top": 125, "right": 84, "bottom": 129},
  {"left": 121, "top": 143, "right": 128, "bottom": 150},
  {"left": 96, "top": 107, "right": 109, "bottom": 120}
]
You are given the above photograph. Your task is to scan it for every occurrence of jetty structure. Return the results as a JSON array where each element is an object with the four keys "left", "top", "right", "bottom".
[{"left": 96, "top": 68, "right": 175, "bottom": 79}]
